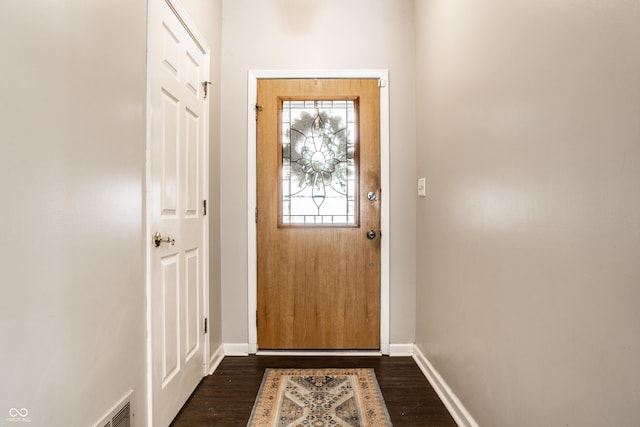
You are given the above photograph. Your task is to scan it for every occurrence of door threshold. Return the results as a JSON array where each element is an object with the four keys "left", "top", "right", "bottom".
[{"left": 256, "top": 350, "right": 383, "bottom": 357}]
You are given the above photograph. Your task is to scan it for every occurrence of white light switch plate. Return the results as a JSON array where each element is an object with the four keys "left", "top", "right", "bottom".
[{"left": 417, "top": 177, "right": 426, "bottom": 197}]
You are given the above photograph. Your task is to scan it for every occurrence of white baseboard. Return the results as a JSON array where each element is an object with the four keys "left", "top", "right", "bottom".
[
  {"left": 208, "top": 343, "right": 225, "bottom": 375},
  {"left": 223, "top": 342, "right": 399, "bottom": 357},
  {"left": 412, "top": 345, "right": 479, "bottom": 427},
  {"left": 257, "top": 350, "right": 382, "bottom": 356},
  {"left": 223, "top": 342, "right": 251, "bottom": 356},
  {"left": 221, "top": 342, "right": 413, "bottom": 358},
  {"left": 389, "top": 343, "right": 414, "bottom": 356}
]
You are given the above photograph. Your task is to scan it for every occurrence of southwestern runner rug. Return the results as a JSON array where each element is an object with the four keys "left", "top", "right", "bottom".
[{"left": 246, "top": 368, "right": 393, "bottom": 427}]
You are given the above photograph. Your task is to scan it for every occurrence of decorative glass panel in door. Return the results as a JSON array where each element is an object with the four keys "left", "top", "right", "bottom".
[{"left": 281, "top": 99, "right": 358, "bottom": 226}]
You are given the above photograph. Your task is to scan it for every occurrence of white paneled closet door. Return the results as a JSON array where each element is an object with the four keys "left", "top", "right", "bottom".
[{"left": 147, "top": 1, "right": 210, "bottom": 425}]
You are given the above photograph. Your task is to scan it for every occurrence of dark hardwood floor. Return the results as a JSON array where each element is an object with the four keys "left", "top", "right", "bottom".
[{"left": 170, "top": 355, "right": 456, "bottom": 426}]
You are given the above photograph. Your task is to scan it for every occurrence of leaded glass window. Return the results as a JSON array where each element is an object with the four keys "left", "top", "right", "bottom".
[{"left": 281, "top": 99, "right": 358, "bottom": 226}]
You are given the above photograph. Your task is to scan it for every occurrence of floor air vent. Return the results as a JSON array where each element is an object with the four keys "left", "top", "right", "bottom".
[{"left": 95, "top": 390, "right": 133, "bottom": 427}]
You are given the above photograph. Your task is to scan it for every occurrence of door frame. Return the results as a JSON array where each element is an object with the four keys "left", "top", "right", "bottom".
[
  {"left": 247, "top": 70, "right": 390, "bottom": 355},
  {"left": 145, "top": 0, "right": 211, "bottom": 424}
]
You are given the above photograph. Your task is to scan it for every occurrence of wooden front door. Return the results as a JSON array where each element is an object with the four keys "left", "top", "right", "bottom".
[{"left": 257, "top": 79, "right": 381, "bottom": 350}]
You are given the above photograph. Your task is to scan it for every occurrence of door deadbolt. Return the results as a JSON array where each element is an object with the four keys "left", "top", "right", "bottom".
[
  {"left": 366, "top": 229, "right": 377, "bottom": 240},
  {"left": 367, "top": 191, "right": 377, "bottom": 201}
]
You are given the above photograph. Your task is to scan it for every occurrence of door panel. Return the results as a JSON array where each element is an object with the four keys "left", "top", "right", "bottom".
[
  {"left": 160, "top": 254, "right": 180, "bottom": 384},
  {"left": 148, "top": 1, "right": 209, "bottom": 425},
  {"left": 160, "top": 90, "right": 180, "bottom": 214},
  {"left": 185, "top": 248, "right": 200, "bottom": 360},
  {"left": 257, "top": 79, "right": 381, "bottom": 350}
]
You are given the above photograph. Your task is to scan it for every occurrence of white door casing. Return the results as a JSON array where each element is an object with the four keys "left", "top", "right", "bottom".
[
  {"left": 247, "top": 70, "right": 390, "bottom": 355},
  {"left": 147, "top": 1, "right": 210, "bottom": 425}
]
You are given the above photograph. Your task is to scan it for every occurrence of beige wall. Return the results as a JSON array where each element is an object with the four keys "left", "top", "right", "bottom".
[
  {"left": 0, "top": 1, "right": 148, "bottom": 425},
  {"left": 0, "top": 1, "right": 222, "bottom": 425},
  {"left": 414, "top": 0, "right": 640, "bottom": 425},
  {"left": 219, "top": 0, "right": 418, "bottom": 345}
]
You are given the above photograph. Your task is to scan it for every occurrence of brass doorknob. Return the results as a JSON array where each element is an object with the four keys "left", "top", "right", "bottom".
[{"left": 153, "top": 232, "right": 175, "bottom": 247}]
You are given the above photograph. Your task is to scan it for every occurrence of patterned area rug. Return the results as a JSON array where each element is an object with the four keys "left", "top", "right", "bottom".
[{"left": 247, "top": 368, "right": 393, "bottom": 427}]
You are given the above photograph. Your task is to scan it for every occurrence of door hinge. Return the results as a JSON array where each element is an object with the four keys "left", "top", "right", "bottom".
[
  {"left": 202, "top": 81, "right": 211, "bottom": 99},
  {"left": 255, "top": 207, "right": 258, "bottom": 224},
  {"left": 255, "top": 104, "right": 263, "bottom": 121},
  {"left": 256, "top": 310, "right": 258, "bottom": 328},
  {"left": 203, "top": 200, "right": 207, "bottom": 216},
  {"left": 203, "top": 317, "right": 208, "bottom": 334}
]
